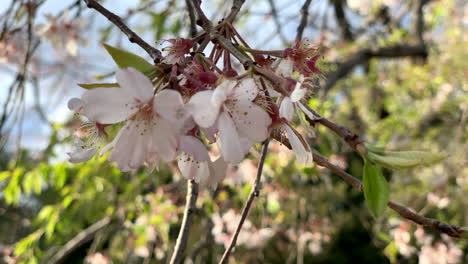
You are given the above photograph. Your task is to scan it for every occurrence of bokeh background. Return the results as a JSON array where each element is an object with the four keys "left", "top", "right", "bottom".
[{"left": 0, "top": 0, "right": 467, "bottom": 263}]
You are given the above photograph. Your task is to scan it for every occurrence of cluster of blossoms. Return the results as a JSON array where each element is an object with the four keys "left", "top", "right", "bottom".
[
  {"left": 68, "top": 32, "right": 321, "bottom": 187},
  {"left": 390, "top": 220, "right": 462, "bottom": 263},
  {"left": 212, "top": 209, "right": 275, "bottom": 249},
  {"left": 35, "top": 12, "right": 85, "bottom": 56}
]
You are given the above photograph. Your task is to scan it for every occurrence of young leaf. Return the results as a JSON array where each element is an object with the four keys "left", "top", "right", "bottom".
[
  {"left": 367, "top": 150, "right": 447, "bottom": 170},
  {"left": 363, "top": 159, "right": 390, "bottom": 217},
  {"left": 78, "top": 82, "right": 119, "bottom": 89},
  {"left": 103, "top": 43, "right": 154, "bottom": 74}
]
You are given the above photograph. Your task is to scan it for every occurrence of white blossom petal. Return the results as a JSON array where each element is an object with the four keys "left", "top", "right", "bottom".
[
  {"left": 290, "top": 83, "right": 307, "bottom": 102},
  {"left": 154, "top": 89, "right": 187, "bottom": 122},
  {"left": 279, "top": 97, "right": 295, "bottom": 121},
  {"left": 218, "top": 112, "right": 245, "bottom": 164},
  {"left": 188, "top": 90, "right": 220, "bottom": 128},
  {"left": 67, "top": 97, "right": 85, "bottom": 113},
  {"left": 232, "top": 78, "right": 259, "bottom": 102},
  {"left": 81, "top": 87, "right": 135, "bottom": 124},
  {"left": 107, "top": 123, "right": 144, "bottom": 171},
  {"left": 206, "top": 157, "right": 228, "bottom": 189},
  {"left": 276, "top": 58, "right": 294, "bottom": 78},
  {"left": 180, "top": 136, "right": 209, "bottom": 161},
  {"left": 115, "top": 68, "right": 154, "bottom": 102},
  {"left": 284, "top": 124, "right": 313, "bottom": 166},
  {"left": 68, "top": 138, "right": 97, "bottom": 163},
  {"left": 230, "top": 101, "right": 271, "bottom": 142},
  {"left": 150, "top": 117, "right": 179, "bottom": 161},
  {"left": 178, "top": 153, "right": 210, "bottom": 183},
  {"left": 298, "top": 102, "right": 320, "bottom": 121}
]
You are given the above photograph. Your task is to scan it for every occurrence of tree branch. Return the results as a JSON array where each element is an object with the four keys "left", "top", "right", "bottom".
[
  {"left": 267, "top": 0, "right": 288, "bottom": 44},
  {"left": 331, "top": 0, "right": 353, "bottom": 41},
  {"left": 312, "top": 151, "right": 465, "bottom": 238},
  {"left": 219, "top": 139, "right": 270, "bottom": 264},
  {"left": 225, "top": 0, "right": 246, "bottom": 23},
  {"left": 185, "top": 0, "right": 197, "bottom": 38},
  {"left": 83, "top": 0, "right": 163, "bottom": 63},
  {"left": 48, "top": 217, "right": 113, "bottom": 264},
  {"left": 323, "top": 44, "right": 428, "bottom": 93},
  {"left": 169, "top": 180, "right": 199, "bottom": 264},
  {"left": 296, "top": 0, "right": 313, "bottom": 42}
]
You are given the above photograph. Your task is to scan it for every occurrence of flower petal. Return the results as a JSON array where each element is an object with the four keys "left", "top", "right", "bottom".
[
  {"left": 231, "top": 101, "right": 272, "bottom": 142},
  {"left": 116, "top": 67, "right": 153, "bottom": 102},
  {"left": 284, "top": 124, "right": 313, "bottom": 166},
  {"left": 154, "top": 89, "right": 187, "bottom": 122},
  {"left": 68, "top": 97, "right": 85, "bottom": 113},
  {"left": 232, "top": 78, "right": 259, "bottom": 102},
  {"left": 279, "top": 97, "right": 294, "bottom": 121},
  {"left": 82, "top": 87, "right": 135, "bottom": 124},
  {"left": 178, "top": 153, "right": 210, "bottom": 183},
  {"left": 180, "top": 136, "right": 209, "bottom": 161},
  {"left": 218, "top": 112, "right": 245, "bottom": 164},
  {"left": 206, "top": 157, "right": 228, "bottom": 189},
  {"left": 275, "top": 58, "right": 293, "bottom": 78},
  {"left": 67, "top": 138, "right": 97, "bottom": 163},
  {"left": 298, "top": 102, "right": 320, "bottom": 121},
  {"left": 290, "top": 82, "right": 307, "bottom": 102},
  {"left": 150, "top": 117, "right": 179, "bottom": 161},
  {"left": 188, "top": 90, "right": 220, "bottom": 128}
]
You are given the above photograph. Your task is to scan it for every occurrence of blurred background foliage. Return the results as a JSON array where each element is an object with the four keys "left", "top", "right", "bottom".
[{"left": 0, "top": 0, "right": 467, "bottom": 263}]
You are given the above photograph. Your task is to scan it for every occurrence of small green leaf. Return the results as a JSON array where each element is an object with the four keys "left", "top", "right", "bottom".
[
  {"left": 367, "top": 150, "right": 447, "bottom": 170},
  {"left": 78, "top": 82, "right": 119, "bottom": 89},
  {"left": 103, "top": 43, "right": 154, "bottom": 74},
  {"left": 267, "top": 199, "right": 281, "bottom": 214},
  {"left": 363, "top": 159, "right": 390, "bottom": 217},
  {"left": 0, "top": 171, "right": 10, "bottom": 182}
]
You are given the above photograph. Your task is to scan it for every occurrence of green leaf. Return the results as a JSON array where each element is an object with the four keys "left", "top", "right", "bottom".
[
  {"left": 78, "top": 82, "right": 119, "bottom": 89},
  {"left": 367, "top": 150, "right": 447, "bottom": 170},
  {"left": 363, "top": 159, "right": 390, "bottom": 217},
  {"left": 267, "top": 199, "right": 281, "bottom": 213},
  {"left": 103, "top": 43, "right": 154, "bottom": 74},
  {"left": 0, "top": 171, "right": 10, "bottom": 182}
]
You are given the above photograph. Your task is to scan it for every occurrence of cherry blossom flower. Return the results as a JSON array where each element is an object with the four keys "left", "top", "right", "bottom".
[
  {"left": 276, "top": 59, "right": 319, "bottom": 122},
  {"left": 283, "top": 39, "right": 321, "bottom": 76},
  {"left": 66, "top": 98, "right": 108, "bottom": 163},
  {"left": 73, "top": 67, "right": 186, "bottom": 170},
  {"left": 161, "top": 38, "right": 193, "bottom": 64},
  {"left": 280, "top": 123, "right": 313, "bottom": 166},
  {"left": 35, "top": 12, "right": 85, "bottom": 56},
  {"left": 188, "top": 78, "right": 272, "bottom": 164}
]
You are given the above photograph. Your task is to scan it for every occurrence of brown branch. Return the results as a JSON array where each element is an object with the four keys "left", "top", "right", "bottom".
[
  {"left": 323, "top": 44, "right": 428, "bottom": 93},
  {"left": 185, "top": 0, "right": 197, "bottom": 38},
  {"left": 296, "top": 0, "right": 313, "bottom": 42},
  {"left": 331, "top": 0, "right": 353, "bottom": 41},
  {"left": 48, "top": 217, "right": 113, "bottom": 264},
  {"left": 225, "top": 0, "right": 246, "bottom": 23},
  {"left": 169, "top": 180, "right": 199, "bottom": 264},
  {"left": 312, "top": 151, "right": 465, "bottom": 238},
  {"left": 83, "top": 0, "right": 162, "bottom": 63},
  {"left": 267, "top": 0, "right": 288, "bottom": 44},
  {"left": 219, "top": 139, "right": 270, "bottom": 264}
]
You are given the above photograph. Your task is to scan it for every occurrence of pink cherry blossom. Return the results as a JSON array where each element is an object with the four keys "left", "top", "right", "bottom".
[{"left": 188, "top": 78, "right": 272, "bottom": 164}]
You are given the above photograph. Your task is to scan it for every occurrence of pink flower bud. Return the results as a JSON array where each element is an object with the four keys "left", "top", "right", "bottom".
[{"left": 198, "top": 72, "right": 218, "bottom": 84}]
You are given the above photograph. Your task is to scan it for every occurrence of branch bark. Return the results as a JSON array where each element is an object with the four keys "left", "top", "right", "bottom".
[
  {"left": 312, "top": 151, "right": 465, "bottom": 238},
  {"left": 219, "top": 139, "right": 270, "bottom": 264},
  {"left": 296, "top": 0, "right": 313, "bottom": 42},
  {"left": 323, "top": 44, "right": 428, "bottom": 93},
  {"left": 169, "top": 180, "right": 199, "bottom": 264},
  {"left": 47, "top": 217, "right": 113, "bottom": 264},
  {"left": 331, "top": 0, "right": 353, "bottom": 41},
  {"left": 83, "top": 0, "right": 162, "bottom": 63}
]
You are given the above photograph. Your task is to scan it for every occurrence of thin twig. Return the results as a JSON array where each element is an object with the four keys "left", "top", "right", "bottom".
[
  {"left": 185, "top": 0, "right": 197, "bottom": 38},
  {"left": 48, "top": 217, "right": 113, "bottom": 264},
  {"left": 225, "top": 0, "right": 246, "bottom": 23},
  {"left": 311, "top": 151, "right": 465, "bottom": 238},
  {"left": 219, "top": 139, "right": 270, "bottom": 264},
  {"left": 296, "top": 0, "right": 312, "bottom": 42},
  {"left": 169, "top": 180, "right": 199, "bottom": 264},
  {"left": 267, "top": 0, "right": 288, "bottom": 44},
  {"left": 83, "top": 0, "right": 162, "bottom": 63}
]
